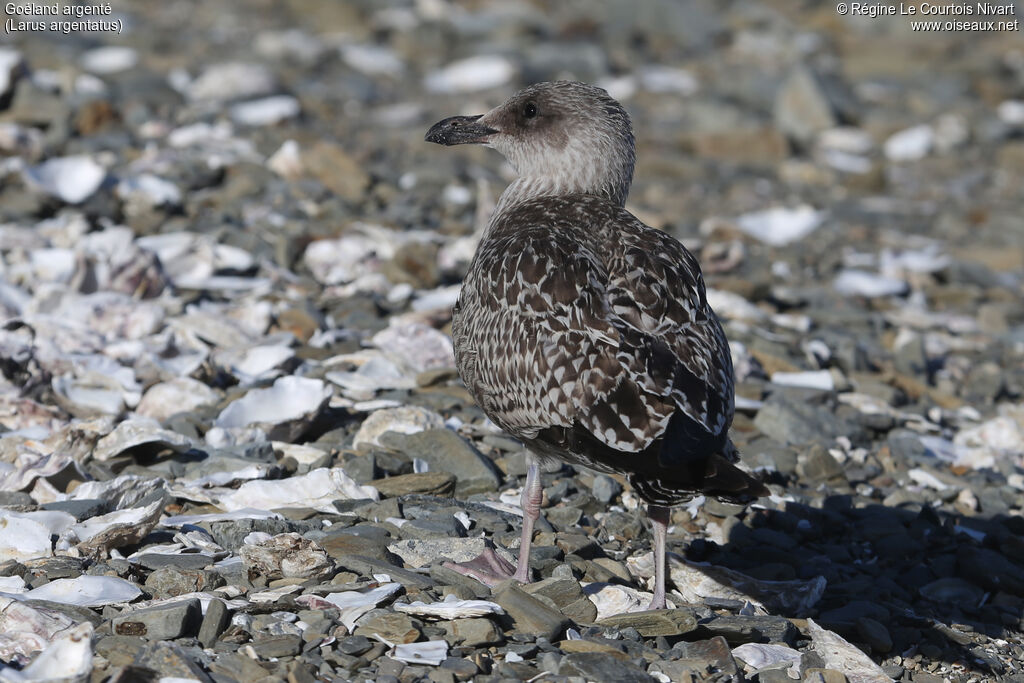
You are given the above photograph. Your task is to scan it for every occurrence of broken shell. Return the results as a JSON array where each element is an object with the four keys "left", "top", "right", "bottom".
[
  {"left": 63, "top": 497, "right": 164, "bottom": 557},
  {"left": 15, "top": 576, "right": 142, "bottom": 607},
  {"left": 213, "top": 467, "right": 378, "bottom": 514},
  {"left": 0, "top": 598, "right": 77, "bottom": 663},
  {"left": 0, "top": 621, "right": 93, "bottom": 682},
  {"left": 317, "top": 582, "right": 403, "bottom": 631},
  {"left": 92, "top": 417, "right": 193, "bottom": 462},
  {"left": 239, "top": 533, "right": 334, "bottom": 580},
  {"left": 215, "top": 376, "right": 331, "bottom": 441},
  {"left": 393, "top": 594, "right": 504, "bottom": 620},
  {"left": 733, "top": 642, "right": 803, "bottom": 677},
  {"left": 352, "top": 405, "right": 446, "bottom": 449},
  {"left": 806, "top": 618, "right": 891, "bottom": 683},
  {"left": 391, "top": 640, "right": 448, "bottom": 666}
]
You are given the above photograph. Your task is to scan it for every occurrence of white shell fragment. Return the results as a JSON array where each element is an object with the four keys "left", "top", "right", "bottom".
[
  {"left": 393, "top": 594, "right": 504, "bottom": 620},
  {"left": 735, "top": 205, "right": 823, "bottom": 246},
  {"left": 770, "top": 370, "right": 835, "bottom": 391},
  {"left": 186, "top": 62, "right": 278, "bottom": 102},
  {"left": 352, "top": 406, "right": 447, "bottom": 449},
  {"left": 214, "top": 467, "right": 378, "bottom": 513},
  {"left": 15, "top": 576, "right": 142, "bottom": 607},
  {"left": 116, "top": 174, "right": 182, "bottom": 207},
  {"left": 93, "top": 417, "right": 193, "bottom": 462},
  {"left": 0, "top": 621, "right": 93, "bottom": 683},
  {"left": 80, "top": 46, "right": 138, "bottom": 74},
  {"left": 0, "top": 514, "right": 53, "bottom": 563},
  {"left": 136, "top": 378, "right": 219, "bottom": 421},
  {"left": 884, "top": 124, "right": 933, "bottom": 162},
  {"left": 391, "top": 640, "right": 448, "bottom": 666},
  {"left": 806, "top": 618, "right": 892, "bottom": 683},
  {"left": 215, "top": 376, "right": 331, "bottom": 440},
  {"left": 63, "top": 497, "right": 164, "bottom": 556},
  {"left": 733, "top": 642, "right": 803, "bottom": 677},
  {"left": 22, "top": 156, "right": 107, "bottom": 204},
  {"left": 583, "top": 583, "right": 663, "bottom": 621},
  {"left": 318, "top": 583, "right": 402, "bottom": 630},
  {"left": 0, "top": 598, "right": 77, "bottom": 662},
  {"left": 230, "top": 95, "right": 301, "bottom": 126},
  {"left": 833, "top": 270, "right": 908, "bottom": 298},
  {"left": 423, "top": 55, "right": 516, "bottom": 94},
  {"left": 371, "top": 321, "right": 456, "bottom": 373}
]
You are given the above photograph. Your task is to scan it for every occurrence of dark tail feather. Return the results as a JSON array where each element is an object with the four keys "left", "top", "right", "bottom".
[{"left": 630, "top": 452, "right": 769, "bottom": 506}]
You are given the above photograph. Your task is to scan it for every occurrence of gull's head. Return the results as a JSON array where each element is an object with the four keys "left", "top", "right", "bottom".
[{"left": 426, "top": 81, "right": 635, "bottom": 206}]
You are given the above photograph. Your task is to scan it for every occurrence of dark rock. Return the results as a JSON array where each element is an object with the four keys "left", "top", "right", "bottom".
[
  {"left": 112, "top": 598, "right": 202, "bottom": 640},
  {"left": 597, "top": 609, "right": 698, "bottom": 637},
  {"left": 558, "top": 651, "right": 655, "bottom": 682},
  {"left": 380, "top": 429, "right": 501, "bottom": 495},
  {"left": 198, "top": 598, "right": 230, "bottom": 648},
  {"left": 492, "top": 580, "right": 570, "bottom": 641},
  {"left": 134, "top": 641, "right": 212, "bottom": 681},
  {"left": 671, "top": 636, "right": 739, "bottom": 677}
]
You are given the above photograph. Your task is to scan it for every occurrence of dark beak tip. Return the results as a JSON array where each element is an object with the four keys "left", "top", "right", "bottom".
[{"left": 425, "top": 114, "right": 495, "bottom": 146}]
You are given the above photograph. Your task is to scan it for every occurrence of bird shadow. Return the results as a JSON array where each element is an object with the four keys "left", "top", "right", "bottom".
[{"left": 690, "top": 493, "right": 1024, "bottom": 677}]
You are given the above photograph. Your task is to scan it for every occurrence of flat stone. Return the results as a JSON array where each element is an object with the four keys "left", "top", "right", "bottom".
[
  {"left": 596, "top": 608, "right": 698, "bottom": 637},
  {"left": 428, "top": 564, "right": 492, "bottom": 599},
  {"left": 671, "top": 636, "right": 739, "bottom": 677},
  {"left": 558, "top": 639, "right": 628, "bottom": 658},
  {"left": 492, "top": 580, "right": 570, "bottom": 641},
  {"left": 440, "top": 618, "right": 504, "bottom": 648},
  {"left": 338, "top": 635, "right": 374, "bottom": 655},
  {"left": 773, "top": 64, "right": 838, "bottom": 145},
  {"left": 697, "top": 615, "right": 800, "bottom": 645},
  {"left": 41, "top": 498, "right": 106, "bottom": 520},
  {"left": 856, "top": 616, "right": 893, "bottom": 653},
  {"left": 209, "top": 652, "right": 272, "bottom": 681},
  {"left": 198, "top": 597, "right": 230, "bottom": 648},
  {"left": 380, "top": 429, "right": 501, "bottom": 495},
  {"left": 112, "top": 598, "right": 202, "bottom": 640},
  {"left": 388, "top": 538, "right": 492, "bottom": 568},
  {"left": 320, "top": 529, "right": 396, "bottom": 563},
  {"left": 95, "top": 635, "right": 145, "bottom": 668},
  {"left": 803, "top": 669, "right": 848, "bottom": 683},
  {"left": 133, "top": 553, "right": 217, "bottom": 571},
  {"left": 134, "top": 640, "right": 212, "bottom": 681},
  {"left": 145, "top": 567, "right": 224, "bottom": 598},
  {"left": 331, "top": 555, "right": 434, "bottom": 590},
  {"left": 817, "top": 601, "right": 890, "bottom": 627},
  {"left": 590, "top": 475, "right": 622, "bottom": 504},
  {"left": 372, "top": 471, "right": 456, "bottom": 498},
  {"left": 353, "top": 610, "right": 421, "bottom": 643},
  {"left": 253, "top": 634, "right": 303, "bottom": 658},
  {"left": 303, "top": 141, "right": 371, "bottom": 202},
  {"left": 558, "top": 652, "right": 655, "bottom": 682}
]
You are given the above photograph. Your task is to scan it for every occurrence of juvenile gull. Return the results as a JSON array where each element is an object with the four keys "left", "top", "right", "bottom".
[{"left": 425, "top": 81, "right": 768, "bottom": 609}]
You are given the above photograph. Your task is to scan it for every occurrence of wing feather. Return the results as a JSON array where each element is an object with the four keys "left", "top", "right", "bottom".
[{"left": 453, "top": 195, "right": 734, "bottom": 465}]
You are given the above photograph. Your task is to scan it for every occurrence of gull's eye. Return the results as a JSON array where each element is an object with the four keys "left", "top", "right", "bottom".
[{"left": 523, "top": 102, "right": 538, "bottom": 119}]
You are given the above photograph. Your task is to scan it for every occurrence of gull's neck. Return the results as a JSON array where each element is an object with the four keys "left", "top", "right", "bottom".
[{"left": 491, "top": 165, "right": 633, "bottom": 221}]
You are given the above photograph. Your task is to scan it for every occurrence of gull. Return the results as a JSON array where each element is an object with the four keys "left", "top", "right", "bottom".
[{"left": 425, "top": 81, "right": 767, "bottom": 609}]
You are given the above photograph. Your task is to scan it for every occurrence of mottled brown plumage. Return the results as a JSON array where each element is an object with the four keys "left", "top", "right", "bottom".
[
  {"left": 427, "top": 80, "right": 766, "bottom": 603},
  {"left": 452, "top": 193, "right": 761, "bottom": 505}
]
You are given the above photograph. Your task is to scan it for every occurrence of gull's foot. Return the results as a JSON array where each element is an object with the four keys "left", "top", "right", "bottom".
[
  {"left": 442, "top": 547, "right": 526, "bottom": 587},
  {"left": 646, "top": 595, "right": 667, "bottom": 610}
]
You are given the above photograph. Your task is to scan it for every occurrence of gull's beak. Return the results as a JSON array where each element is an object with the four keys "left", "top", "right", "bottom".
[{"left": 425, "top": 114, "right": 498, "bottom": 146}]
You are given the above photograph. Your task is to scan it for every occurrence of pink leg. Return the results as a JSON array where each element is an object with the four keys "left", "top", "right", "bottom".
[
  {"left": 442, "top": 456, "right": 543, "bottom": 586},
  {"left": 513, "top": 457, "right": 542, "bottom": 583},
  {"left": 647, "top": 504, "right": 670, "bottom": 610}
]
